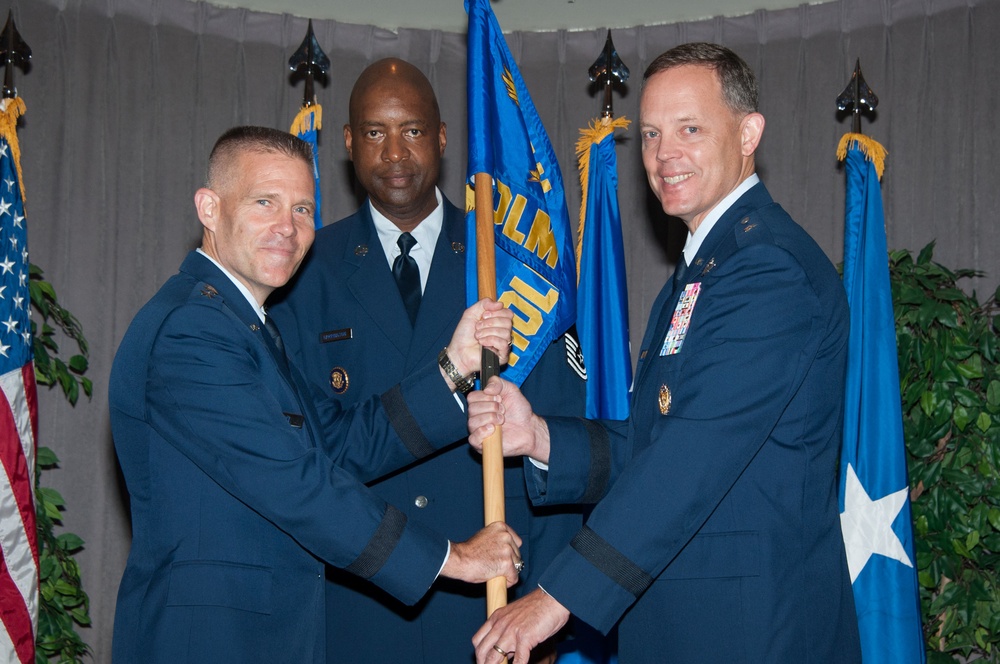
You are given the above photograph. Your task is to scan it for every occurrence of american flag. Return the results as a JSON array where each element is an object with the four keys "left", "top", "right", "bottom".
[{"left": 0, "top": 96, "right": 39, "bottom": 664}]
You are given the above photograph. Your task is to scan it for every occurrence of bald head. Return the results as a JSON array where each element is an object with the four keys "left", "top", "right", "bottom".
[
  {"left": 344, "top": 58, "right": 447, "bottom": 230},
  {"left": 349, "top": 58, "right": 441, "bottom": 129}
]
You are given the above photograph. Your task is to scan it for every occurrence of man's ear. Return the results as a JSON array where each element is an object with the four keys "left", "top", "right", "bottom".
[
  {"left": 194, "top": 188, "right": 220, "bottom": 232},
  {"left": 344, "top": 125, "right": 354, "bottom": 160},
  {"left": 740, "top": 112, "right": 765, "bottom": 157},
  {"left": 438, "top": 122, "right": 447, "bottom": 156}
]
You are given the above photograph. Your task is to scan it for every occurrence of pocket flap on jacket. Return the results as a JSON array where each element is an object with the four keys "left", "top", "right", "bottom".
[
  {"left": 660, "top": 530, "right": 759, "bottom": 579},
  {"left": 166, "top": 560, "right": 272, "bottom": 615}
]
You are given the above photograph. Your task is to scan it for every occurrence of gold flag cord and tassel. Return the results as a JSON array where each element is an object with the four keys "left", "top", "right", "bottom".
[
  {"left": 837, "top": 132, "right": 887, "bottom": 181},
  {"left": 0, "top": 96, "right": 26, "bottom": 203},
  {"left": 290, "top": 103, "right": 322, "bottom": 136},
  {"left": 574, "top": 115, "right": 629, "bottom": 282}
]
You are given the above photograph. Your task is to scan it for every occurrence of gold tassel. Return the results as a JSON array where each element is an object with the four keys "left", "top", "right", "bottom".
[
  {"left": 575, "top": 115, "right": 630, "bottom": 282},
  {"left": 0, "top": 97, "right": 26, "bottom": 204},
  {"left": 290, "top": 103, "right": 322, "bottom": 136},
  {"left": 837, "top": 133, "right": 886, "bottom": 180}
]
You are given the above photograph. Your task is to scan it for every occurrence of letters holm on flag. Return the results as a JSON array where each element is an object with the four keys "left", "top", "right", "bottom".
[
  {"left": 0, "top": 96, "right": 39, "bottom": 664},
  {"left": 837, "top": 134, "right": 925, "bottom": 664},
  {"left": 465, "top": 0, "right": 576, "bottom": 387}
]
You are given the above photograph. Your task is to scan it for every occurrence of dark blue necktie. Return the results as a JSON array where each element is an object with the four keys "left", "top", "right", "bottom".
[
  {"left": 392, "top": 232, "right": 421, "bottom": 325},
  {"left": 672, "top": 256, "right": 689, "bottom": 289},
  {"left": 264, "top": 316, "right": 285, "bottom": 355}
]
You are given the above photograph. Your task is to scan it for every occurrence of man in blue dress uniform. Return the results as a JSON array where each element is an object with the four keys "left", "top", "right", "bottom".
[
  {"left": 467, "top": 43, "right": 863, "bottom": 664},
  {"left": 270, "top": 59, "right": 587, "bottom": 662},
  {"left": 110, "top": 126, "right": 523, "bottom": 663}
]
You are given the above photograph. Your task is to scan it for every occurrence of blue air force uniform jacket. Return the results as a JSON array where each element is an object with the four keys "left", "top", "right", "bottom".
[
  {"left": 109, "top": 251, "right": 469, "bottom": 663},
  {"left": 270, "top": 197, "right": 586, "bottom": 663},
  {"left": 529, "top": 183, "right": 862, "bottom": 662}
]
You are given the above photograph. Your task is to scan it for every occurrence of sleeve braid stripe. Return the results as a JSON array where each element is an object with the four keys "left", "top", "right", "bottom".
[
  {"left": 345, "top": 504, "right": 407, "bottom": 579},
  {"left": 571, "top": 526, "right": 653, "bottom": 598}
]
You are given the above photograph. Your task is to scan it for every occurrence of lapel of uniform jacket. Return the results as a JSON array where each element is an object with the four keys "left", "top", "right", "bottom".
[
  {"left": 180, "top": 251, "right": 302, "bottom": 398},
  {"left": 634, "top": 182, "right": 773, "bottom": 390},
  {"left": 405, "top": 198, "right": 467, "bottom": 371},
  {"left": 343, "top": 203, "right": 414, "bottom": 356}
]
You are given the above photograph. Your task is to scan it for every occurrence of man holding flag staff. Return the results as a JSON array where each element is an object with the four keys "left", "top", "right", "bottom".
[
  {"left": 110, "top": 126, "right": 523, "bottom": 663},
  {"left": 271, "top": 59, "right": 586, "bottom": 663},
  {"left": 467, "top": 43, "right": 863, "bottom": 663}
]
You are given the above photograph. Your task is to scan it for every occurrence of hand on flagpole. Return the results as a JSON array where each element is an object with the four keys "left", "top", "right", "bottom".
[
  {"left": 441, "top": 521, "right": 523, "bottom": 588},
  {"left": 468, "top": 377, "right": 551, "bottom": 464},
  {"left": 472, "top": 588, "right": 571, "bottom": 664},
  {"left": 444, "top": 299, "right": 513, "bottom": 389}
]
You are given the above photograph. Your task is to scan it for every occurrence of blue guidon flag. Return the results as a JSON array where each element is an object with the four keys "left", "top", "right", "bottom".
[
  {"left": 464, "top": 0, "right": 576, "bottom": 387},
  {"left": 837, "top": 134, "right": 925, "bottom": 664}
]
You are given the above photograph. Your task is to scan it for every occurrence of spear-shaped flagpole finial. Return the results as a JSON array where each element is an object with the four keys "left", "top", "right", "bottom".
[
  {"left": 0, "top": 10, "right": 31, "bottom": 100},
  {"left": 288, "top": 19, "right": 330, "bottom": 107},
  {"left": 588, "top": 30, "right": 629, "bottom": 119},
  {"left": 836, "top": 58, "right": 878, "bottom": 135}
]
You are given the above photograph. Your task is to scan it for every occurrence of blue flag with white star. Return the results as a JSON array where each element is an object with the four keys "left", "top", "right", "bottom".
[
  {"left": 464, "top": 0, "right": 576, "bottom": 386},
  {"left": 837, "top": 135, "right": 925, "bottom": 664}
]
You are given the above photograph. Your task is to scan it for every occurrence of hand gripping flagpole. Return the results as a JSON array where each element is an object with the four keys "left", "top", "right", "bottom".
[{"left": 474, "top": 171, "right": 507, "bottom": 616}]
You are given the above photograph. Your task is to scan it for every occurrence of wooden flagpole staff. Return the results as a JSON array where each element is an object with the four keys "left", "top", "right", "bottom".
[{"left": 475, "top": 171, "right": 508, "bottom": 616}]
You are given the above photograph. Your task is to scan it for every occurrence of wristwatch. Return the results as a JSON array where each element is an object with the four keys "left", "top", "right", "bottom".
[{"left": 437, "top": 347, "right": 476, "bottom": 394}]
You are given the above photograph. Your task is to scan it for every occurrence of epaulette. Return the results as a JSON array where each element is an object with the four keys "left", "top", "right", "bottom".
[
  {"left": 733, "top": 212, "right": 774, "bottom": 248},
  {"left": 191, "top": 281, "right": 226, "bottom": 309}
]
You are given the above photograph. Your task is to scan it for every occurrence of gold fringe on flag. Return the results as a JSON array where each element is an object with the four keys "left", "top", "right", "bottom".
[
  {"left": 0, "top": 97, "right": 27, "bottom": 204},
  {"left": 574, "top": 115, "right": 629, "bottom": 282},
  {"left": 837, "top": 133, "right": 886, "bottom": 181},
  {"left": 290, "top": 103, "right": 323, "bottom": 135}
]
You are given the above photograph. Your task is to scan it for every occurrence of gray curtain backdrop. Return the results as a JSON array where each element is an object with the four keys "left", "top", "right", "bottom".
[{"left": 14, "top": 0, "right": 999, "bottom": 658}]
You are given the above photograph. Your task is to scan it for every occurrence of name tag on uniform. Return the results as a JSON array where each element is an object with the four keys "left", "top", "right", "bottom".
[
  {"left": 319, "top": 328, "right": 352, "bottom": 344},
  {"left": 660, "top": 282, "right": 701, "bottom": 356}
]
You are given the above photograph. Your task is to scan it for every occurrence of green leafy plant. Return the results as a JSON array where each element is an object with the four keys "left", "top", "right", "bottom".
[
  {"left": 29, "top": 264, "right": 92, "bottom": 662},
  {"left": 892, "top": 243, "right": 1000, "bottom": 661}
]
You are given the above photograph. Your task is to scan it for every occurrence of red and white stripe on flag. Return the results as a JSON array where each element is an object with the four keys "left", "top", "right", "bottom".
[{"left": 0, "top": 362, "right": 38, "bottom": 663}]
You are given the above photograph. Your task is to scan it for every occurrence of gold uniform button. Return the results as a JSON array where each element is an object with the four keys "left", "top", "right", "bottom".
[
  {"left": 659, "top": 384, "right": 672, "bottom": 415},
  {"left": 414, "top": 495, "right": 428, "bottom": 508}
]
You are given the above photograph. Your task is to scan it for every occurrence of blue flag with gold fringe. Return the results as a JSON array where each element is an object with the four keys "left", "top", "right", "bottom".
[
  {"left": 465, "top": 0, "right": 576, "bottom": 387},
  {"left": 575, "top": 117, "right": 631, "bottom": 420},
  {"left": 290, "top": 104, "right": 323, "bottom": 229},
  {"left": 837, "top": 134, "right": 925, "bottom": 664}
]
